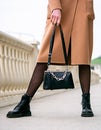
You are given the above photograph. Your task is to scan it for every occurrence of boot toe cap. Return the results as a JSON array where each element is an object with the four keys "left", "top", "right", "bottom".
[
  {"left": 6, "top": 110, "right": 21, "bottom": 118},
  {"left": 81, "top": 109, "right": 94, "bottom": 117}
]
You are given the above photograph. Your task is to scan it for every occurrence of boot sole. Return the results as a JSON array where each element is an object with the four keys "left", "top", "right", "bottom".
[
  {"left": 81, "top": 113, "right": 94, "bottom": 117},
  {"left": 7, "top": 111, "right": 32, "bottom": 118}
]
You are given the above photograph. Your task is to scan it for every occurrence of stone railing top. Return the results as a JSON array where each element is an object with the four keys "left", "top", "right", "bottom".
[{"left": 0, "top": 31, "right": 39, "bottom": 51}]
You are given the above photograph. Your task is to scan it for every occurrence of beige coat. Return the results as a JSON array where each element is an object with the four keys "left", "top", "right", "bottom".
[{"left": 37, "top": 0, "right": 95, "bottom": 65}]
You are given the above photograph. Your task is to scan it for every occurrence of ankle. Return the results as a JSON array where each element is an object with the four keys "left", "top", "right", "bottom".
[
  {"left": 22, "top": 94, "right": 32, "bottom": 103},
  {"left": 82, "top": 92, "right": 90, "bottom": 95}
]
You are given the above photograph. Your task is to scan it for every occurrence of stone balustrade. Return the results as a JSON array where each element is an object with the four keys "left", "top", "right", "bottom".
[{"left": 0, "top": 31, "right": 39, "bottom": 107}]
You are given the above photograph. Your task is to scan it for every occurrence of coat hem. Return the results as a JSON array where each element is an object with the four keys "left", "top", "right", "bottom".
[{"left": 37, "top": 61, "right": 90, "bottom": 66}]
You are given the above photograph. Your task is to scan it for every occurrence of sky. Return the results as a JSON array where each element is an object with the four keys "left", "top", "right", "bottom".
[{"left": 0, "top": 0, "right": 101, "bottom": 59}]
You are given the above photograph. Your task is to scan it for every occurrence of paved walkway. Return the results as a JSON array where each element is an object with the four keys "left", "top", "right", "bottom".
[{"left": 0, "top": 83, "right": 101, "bottom": 130}]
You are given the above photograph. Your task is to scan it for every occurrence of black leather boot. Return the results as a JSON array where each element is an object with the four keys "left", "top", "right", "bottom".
[
  {"left": 81, "top": 93, "right": 94, "bottom": 117},
  {"left": 6, "top": 94, "right": 32, "bottom": 118}
]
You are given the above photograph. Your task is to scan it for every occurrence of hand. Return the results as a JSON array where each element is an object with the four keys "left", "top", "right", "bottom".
[{"left": 51, "top": 9, "right": 61, "bottom": 26}]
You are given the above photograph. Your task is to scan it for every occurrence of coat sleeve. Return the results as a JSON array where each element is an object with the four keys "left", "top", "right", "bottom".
[{"left": 48, "top": 0, "right": 62, "bottom": 12}]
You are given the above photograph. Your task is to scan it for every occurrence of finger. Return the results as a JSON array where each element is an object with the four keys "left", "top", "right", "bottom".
[
  {"left": 51, "top": 15, "right": 57, "bottom": 25},
  {"left": 57, "top": 17, "right": 61, "bottom": 26}
]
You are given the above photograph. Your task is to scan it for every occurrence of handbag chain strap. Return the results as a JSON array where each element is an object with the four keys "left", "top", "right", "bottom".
[
  {"left": 51, "top": 71, "right": 67, "bottom": 81},
  {"left": 47, "top": 24, "right": 68, "bottom": 66}
]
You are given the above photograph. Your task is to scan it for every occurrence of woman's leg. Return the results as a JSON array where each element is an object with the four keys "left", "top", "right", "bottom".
[
  {"left": 79, "top": 65, "right": 94, "bottom": 117},
  {"left": 7, "top": 63, "right": 47, "bottom": 118},
  {"left": 26, "top": 63, "right": 47, "bottom": 97},
  {"left": 79, "top": 65, "right": 91, "bottom": 94}
]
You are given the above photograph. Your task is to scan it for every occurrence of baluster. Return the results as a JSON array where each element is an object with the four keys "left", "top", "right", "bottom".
[
  {"left": 12, "top": 49, "right": 19, "bottom": 92},
  {"left": 22, "top": 52, "right": 27, "bottom": 90},
  {"left": 3, "top": 46, "right": 10, "bottom": 93},
  {"left": 16, "top": 50, "right": 21, "bottom": 90},
  {"left": 8, "top": 47, "right": 16, "bottom": 92},
  {"left": 25, "top": 53, "right": 30, "bottom": 85},
  {"left": 0, "top": 45, "right": 6, "bottom": 94}
]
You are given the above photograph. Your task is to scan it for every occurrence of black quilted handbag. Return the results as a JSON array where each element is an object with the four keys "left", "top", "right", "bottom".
[{"left": 43, "top": 25, "right": 74, "bottom": 90}]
